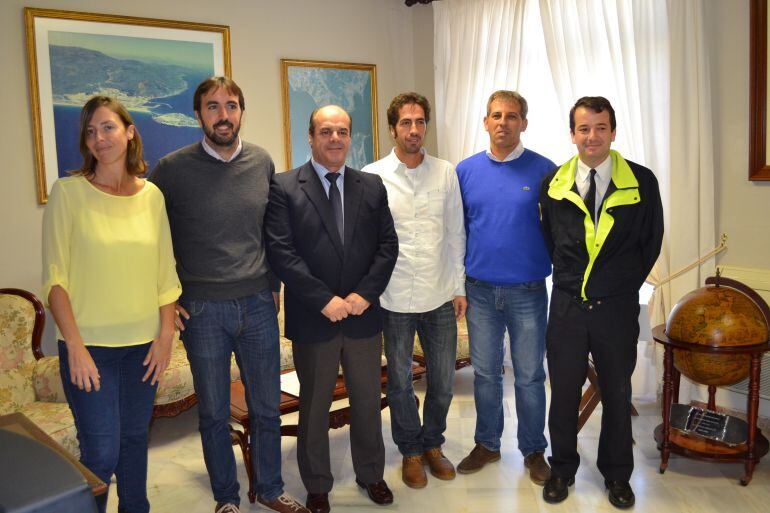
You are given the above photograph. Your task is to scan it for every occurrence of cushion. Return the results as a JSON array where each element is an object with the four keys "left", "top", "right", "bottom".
[{"left": 19, "top": 401, "right": 79, "bottom": 458}]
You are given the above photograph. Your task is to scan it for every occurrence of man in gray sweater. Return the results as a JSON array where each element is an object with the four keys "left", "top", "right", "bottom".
[{"left": 150, "top": 77, "right": 307, "bottom": 513}]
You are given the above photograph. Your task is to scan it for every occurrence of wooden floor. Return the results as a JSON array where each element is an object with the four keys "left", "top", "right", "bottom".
[{"left": 109, "top": 366, "right": 770, "bottom": 513}]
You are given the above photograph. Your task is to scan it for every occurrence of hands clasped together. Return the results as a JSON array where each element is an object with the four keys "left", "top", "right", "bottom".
[{"left": 321, "top": 293, "right": 370, "bottom": 322}]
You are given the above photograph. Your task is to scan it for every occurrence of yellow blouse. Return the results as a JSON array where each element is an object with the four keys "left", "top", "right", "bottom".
[{"left": 42, "top": 176, "right": 182, "bottom": 347}]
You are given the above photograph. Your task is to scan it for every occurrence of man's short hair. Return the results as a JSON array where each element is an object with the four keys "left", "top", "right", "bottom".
[
  {"left": 193, "top": 76, "right": 245, "bottom": 114},
  {"left": 569, "top": 96, "right": 616, "bottom": 133},
  {"left": 486, "top": 90, "right": 528, "bottom": 119},
  {"left": 386, "top": 92, "right": 431, "bottom": 129},
  {"left": 308, "top": 105, "right": 352, "bottom": 135}
]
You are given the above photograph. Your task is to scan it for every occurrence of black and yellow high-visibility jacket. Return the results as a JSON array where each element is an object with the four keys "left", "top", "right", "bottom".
[{"left": 539, "top": 150, "right": 664, "bottom": 301}]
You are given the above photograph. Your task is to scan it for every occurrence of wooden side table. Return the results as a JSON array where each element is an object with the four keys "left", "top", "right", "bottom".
[
  {"left": 229, "top": 363, "right": 426, "bottom": 503},
  {"left": 652, "top": 324, "right": 770, "bottom": 485}
]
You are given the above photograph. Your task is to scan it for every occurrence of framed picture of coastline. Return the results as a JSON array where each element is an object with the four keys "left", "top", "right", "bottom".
[
  {"left": 280, "top": 59, "right": 378, "bottom": 171},
  {"left": 24, "top": 8, "right": 231, "bottom": 203}
]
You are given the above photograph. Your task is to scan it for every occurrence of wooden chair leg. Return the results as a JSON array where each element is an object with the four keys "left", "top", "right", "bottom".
[{"left": 577, "top": 361, "right": 639, "bottom": 432}]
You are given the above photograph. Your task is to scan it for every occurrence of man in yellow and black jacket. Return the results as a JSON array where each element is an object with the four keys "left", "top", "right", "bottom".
[{"left": 539, "top": 97, "right": 663, "bottom": 510}]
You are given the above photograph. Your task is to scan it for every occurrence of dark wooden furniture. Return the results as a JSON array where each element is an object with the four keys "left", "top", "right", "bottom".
[
  {"left": 0, "top": 288, "right": 46, "bottom": 359},
  {"left": 652, "top": 324, "right": 770, "bottom": 485},
  {"left": 229, "top": 363, "right": 426, "bottom": 503},
  {"left": 0, "top": 411, "right": 107, "bottom": 496}
]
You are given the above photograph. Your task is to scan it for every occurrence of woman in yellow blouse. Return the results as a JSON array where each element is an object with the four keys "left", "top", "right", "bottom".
[{"left": 42, "top": 96, "right": 181, "bottom": 513}]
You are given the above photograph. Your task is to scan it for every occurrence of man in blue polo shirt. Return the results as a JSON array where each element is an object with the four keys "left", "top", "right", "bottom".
[{"left": 456, "top": 90, "right": 554, "bottom": 485}]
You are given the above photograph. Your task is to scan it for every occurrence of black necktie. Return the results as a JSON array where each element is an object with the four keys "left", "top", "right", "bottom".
[
  {"left": 325, "top": 172, "right": 343, "bottom": 242},
  {"left": 586, "top": 168, "right": 597, "bottom": 224}
]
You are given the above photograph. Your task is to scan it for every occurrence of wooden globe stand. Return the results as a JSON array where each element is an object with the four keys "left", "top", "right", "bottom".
[{"left": 653, "top": 276, "right": 770, "bottom": 485}]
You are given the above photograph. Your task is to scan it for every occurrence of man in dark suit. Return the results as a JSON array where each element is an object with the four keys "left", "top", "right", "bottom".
[{"left": 264, "top": 105, "right": 398, "bottom": 513}]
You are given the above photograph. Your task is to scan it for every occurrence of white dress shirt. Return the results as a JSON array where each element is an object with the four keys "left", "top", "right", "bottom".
[
  {"left": 362, "top": 148, "right": 466, "bottom": 313},
  {"left": 201, "top": 137, "right": 243, "bottom": 162},
  {"left": 575, "top": 155, "right": 612, "bottom": 222},
  {"left": 311, "top": 158, "right": 346, "bottom": 217}
]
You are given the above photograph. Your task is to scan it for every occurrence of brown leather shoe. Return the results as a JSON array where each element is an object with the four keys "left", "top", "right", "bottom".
[
  {"left": 422, "top": 447, "right": 456, "bottom": 480},
  {"left": 356, "top": 479, "right": 394, "bottom": 505},
  {"left": 402, "top": 455, "right": 428, "bottom": 488},
  {"left": 305, "top": 493, "right": 330, "bottom": 513},
  {"left": 524, "top": 451, "right": 551, "bottom": 485},
  {"left": 457, "top": 443, "right": 501, "bottom": 474},
  {"left": 258, "top": 493, "right": 311, "bottom": 512}
]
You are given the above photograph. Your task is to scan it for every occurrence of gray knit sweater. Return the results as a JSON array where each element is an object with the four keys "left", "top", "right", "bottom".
[{"left": 149, "top": 141, "right": 278, "bottom": 300}]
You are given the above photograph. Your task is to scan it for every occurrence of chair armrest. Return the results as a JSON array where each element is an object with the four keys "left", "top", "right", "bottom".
[{"left": 33, "top": 356, "right": 67, "bottom": 403}]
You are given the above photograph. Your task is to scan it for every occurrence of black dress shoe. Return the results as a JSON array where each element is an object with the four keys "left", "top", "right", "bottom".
[
  {"left": 355, "top": 479, "right": 394, "bottom": 505},
  {"left": 306, "top": 492, "right": 330, "bottom": 513},
  {"left": 605, "top": 480, "right": 635, "bottom": 509},
  {"left": 542, "top": 476, "right": 574, "bottom": 504}
]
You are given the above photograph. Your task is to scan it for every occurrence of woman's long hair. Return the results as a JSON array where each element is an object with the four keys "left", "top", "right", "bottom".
[{"left": 73, "top": 95, "right": 147, "bottom": 177}]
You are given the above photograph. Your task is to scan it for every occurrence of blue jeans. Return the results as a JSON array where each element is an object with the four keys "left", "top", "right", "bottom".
[
  {"left": 180, "top": 288, "right": 283, "bottom": 505},
  {"left": 59, "top": 341, "right": 157, "bottom": 513},
  {"left": 465, "top": 277, "right": 548, "bottom": 455},
  {"left": 383, "top": 302, "right": 457, "bottom": 456}
]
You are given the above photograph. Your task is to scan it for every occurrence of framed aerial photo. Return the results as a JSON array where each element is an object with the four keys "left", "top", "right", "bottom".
[
  {"left": 280, "top": 59, "right": 378, "bottom": 171},
  {"left": 25, "top": 8, "right": 231, "bottom": 203},
  {"left": 749, "top": 0, "right": 770, "bottom": 180}
]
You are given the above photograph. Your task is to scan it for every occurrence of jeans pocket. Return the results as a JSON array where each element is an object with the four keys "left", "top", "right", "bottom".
[
  {"left": 181, "top": 298, "right": 206, "bottom": 317},
  {"left": 257, "top": 288, "right": 275, "bottom": 303},
  {"left": 521, "top": 279, "right": 546, "bottom": 290}
]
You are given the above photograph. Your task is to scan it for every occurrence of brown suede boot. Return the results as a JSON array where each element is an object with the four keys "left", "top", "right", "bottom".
[
  {"left": 524, "top": 452, "right": 551, "bottom": 485},
  {"left": 422, "top": 447, "right": 456, "bottom": 480},
  {"left": 402, "top": 455, "right": 428, "bottom": 488},
  {"left": 457, "top": 443, "right": 501, "bottom": 474}
]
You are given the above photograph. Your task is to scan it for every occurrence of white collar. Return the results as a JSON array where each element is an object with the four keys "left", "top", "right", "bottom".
[
  {"left": 486, "top": 141, "right": 524, "bottom": 162},
  {"left": 576, "top": 155, "right": 612, "bottom": 184},
  {"left": 201, "top": 137, "right": 242, "bottom": 162},
  {"left": 311, "top": 158, "right": 345, "bottom": 178},
  {"left": 388, "top": 147, "right": 428, "bottom": 172}
]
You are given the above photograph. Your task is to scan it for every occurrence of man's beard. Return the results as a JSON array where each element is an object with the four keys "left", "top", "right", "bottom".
[{"left": 204, "top": 119, "right": 240, "bottom": 147}]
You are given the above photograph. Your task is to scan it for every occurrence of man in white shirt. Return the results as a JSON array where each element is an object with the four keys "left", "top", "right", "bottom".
[{"left": 363, "top": 92, "right": 466, "bottom": 489}]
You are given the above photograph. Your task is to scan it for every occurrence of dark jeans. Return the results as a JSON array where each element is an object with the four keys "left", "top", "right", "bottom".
[
  {"left": 180, "top": 288, "right": 283, "bottom": 505},
  {"left": 59, "top": 341, "right": 157, "bottom": 513},
  {"left": 383, "top": 302, "right": 457, "bottom": 456},
  {"left": 465, "top": 277, "right": 548, "bottom": 455},
  {"left": 546, "top": 288, "right": 639, "bottom": 481}
]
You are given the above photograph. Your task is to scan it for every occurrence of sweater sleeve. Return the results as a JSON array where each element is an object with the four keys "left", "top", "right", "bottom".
[{"left": 41, "top": 180, "right": 72, "bottom": 306}]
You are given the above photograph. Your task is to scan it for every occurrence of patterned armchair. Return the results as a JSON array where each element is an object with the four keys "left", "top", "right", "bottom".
[
  {"left": 0, "top": 288, "right": 79, "bottom": 457},
  {"left": 0, "top": 288, "right": 240, "bottom": 459},
  {"left": 413, "top": 316, "right": 472, "bottom": 370}
]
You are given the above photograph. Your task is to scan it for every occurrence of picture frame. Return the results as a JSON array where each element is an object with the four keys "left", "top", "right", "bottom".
[
  {"left": 24, "top": 8, "right": 231, "bottom": 203},
  {"left": 749, "top": 0, "right": 770, "bottom": 180},
  {"left": 280, "top": 59, "right": 378, "bottom": 171}
]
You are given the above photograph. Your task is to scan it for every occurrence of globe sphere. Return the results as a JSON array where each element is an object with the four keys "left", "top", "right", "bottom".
[{"left": 666, "top": 285, "right": 769, "bottom": 386}]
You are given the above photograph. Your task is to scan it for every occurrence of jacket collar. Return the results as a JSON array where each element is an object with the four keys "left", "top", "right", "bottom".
[{"left": 548, "top": 150, "right": 638, "bottom": 199}]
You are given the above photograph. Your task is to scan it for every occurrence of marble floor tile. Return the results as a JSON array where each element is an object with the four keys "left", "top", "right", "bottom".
[{"left": 100, "top": 365, "right": 770, "bottom": 513}]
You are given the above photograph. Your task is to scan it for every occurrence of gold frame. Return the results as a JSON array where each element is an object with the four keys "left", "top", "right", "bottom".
[
  {"left": 280, "top": 59, "right": 379, "bottom": 170},
  {"left": 24, "top": 8, "right": 231, "bottom": 203}
]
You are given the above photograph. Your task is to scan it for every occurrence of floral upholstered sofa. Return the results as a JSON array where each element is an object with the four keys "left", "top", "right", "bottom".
[
  {"left": 0, "top": 288, "right": 239, "bottom": 458},
  {"left": 0, "top": 288, "right": 78, "bottom": 455}
]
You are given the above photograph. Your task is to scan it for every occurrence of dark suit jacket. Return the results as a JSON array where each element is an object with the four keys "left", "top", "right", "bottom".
[{"left": 264, "top": 161, "right": 398, "bottom": 344}]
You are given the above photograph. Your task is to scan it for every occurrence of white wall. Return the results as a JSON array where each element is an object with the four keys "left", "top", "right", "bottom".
[
  {"left": 706, "top": 0, "right": 770, "bottom": 270},
  {"left": 0, "top": 0, "right": 425, "bottom": 295}
]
